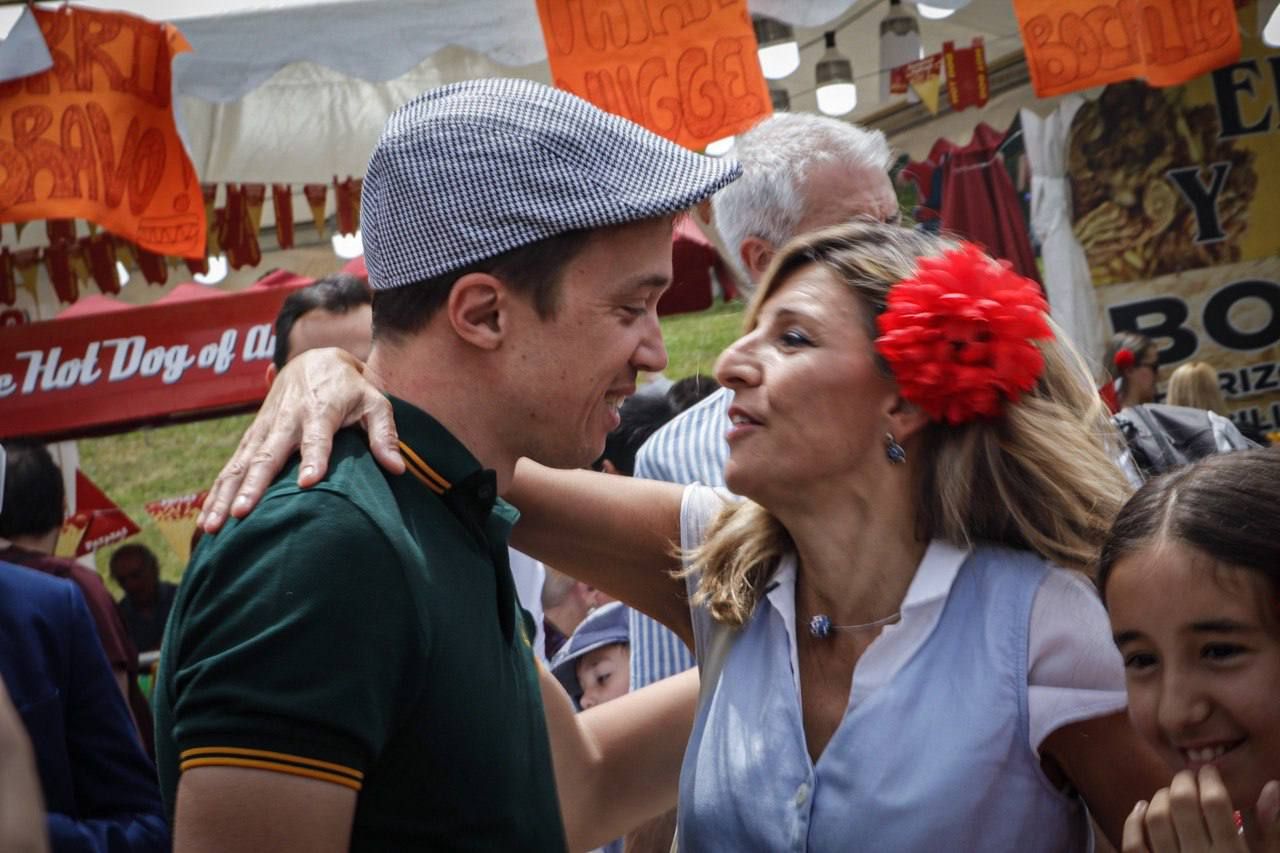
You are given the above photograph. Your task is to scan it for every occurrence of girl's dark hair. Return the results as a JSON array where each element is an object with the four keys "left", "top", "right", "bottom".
[{"left": 1098, "top": 448, "right": 1280, "bottom": 601}]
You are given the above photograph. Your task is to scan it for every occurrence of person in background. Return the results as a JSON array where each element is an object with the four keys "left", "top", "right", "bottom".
[
  {"left": 551, "top": 602, "right": 631, "bottom": 712},
  {"left": 0, "top": 442, "right": 152, "bottom": 752},
  {"left": 0, "top": 560, "right": 168, "bottom": 852},
  {"left": 265, "top": 273, "right": 372, "bottom": 384},
  {"left": 1101, "top": 331, "right": 1160, "bottom": 413},
  {"left": 1167, "top": 361, "right": 1270, "bottom": 447},
  {"left": 595, "top": 375, "right": 716, "bottom": 477},
  {"left": 542, "top": 567, "right": 614, "bottom": 660},
  {"left": 1099, "top": 449, "right": 1280, "bottom": 851},
  {"left": 551, "top": 603, "right": 632, "bottom": 853},
  {"left": 109, "top": 544, "right": 177, "bottom": 654}
]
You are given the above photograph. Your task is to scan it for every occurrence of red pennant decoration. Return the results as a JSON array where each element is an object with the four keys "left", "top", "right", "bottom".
[
  {"left": 184, "top": 255, "right": 209, "bottom": 276},
  {"left": 304, "top": 184, "right": 328, "bottom": 239},
  {"left": 60, "top": 470, "right": 141, "bottom": 557},
  {"left": 44, "top": 244, "right": 78, "bottom": 303},
  {"left": 272, "top": 184, "right": 295, "bottom": 249},
  {"left": 46, "top": 218, "right": 76, "bottom": 246},
  {"left": 334, "top": 176, "right": 362, "bottom": 236},
  {"left": 221, "top": 184, "right": 261, "bottom": 271},
  {"left": 134, "top": 245, "right": 170, "bottom": 285},
  {"left": 943, "top": 39, "right": 989, "bottom": 112},
  {"left": 0, "top": 248, "right": 14, "bottom": 306},
  {"left": 84, "top": 234, "right": 120, "bottom": 295},
  {"left": 242, "top": 184, "right": 266, "bottom": 232}
]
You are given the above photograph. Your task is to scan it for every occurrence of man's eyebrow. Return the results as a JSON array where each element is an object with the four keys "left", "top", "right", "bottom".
[{"left": 624, "top": 274, "right": 672, "bottom": 291}]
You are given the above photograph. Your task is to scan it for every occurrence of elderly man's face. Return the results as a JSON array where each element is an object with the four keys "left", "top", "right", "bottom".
[{"left": 794, "top": 160, "right": 900, "bottom": 239}]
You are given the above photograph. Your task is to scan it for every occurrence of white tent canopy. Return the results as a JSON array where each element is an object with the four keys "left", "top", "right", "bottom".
[{"left": 2, "top": 0, "right": 1025, "bottom": 182}]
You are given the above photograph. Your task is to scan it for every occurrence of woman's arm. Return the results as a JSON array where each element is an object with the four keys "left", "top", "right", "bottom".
[
  {"left": 539, "top": 665, "right": 697, "bottom": 852},
  {"left": 509, "top": 460, "right": 690, "bottom": 645}
]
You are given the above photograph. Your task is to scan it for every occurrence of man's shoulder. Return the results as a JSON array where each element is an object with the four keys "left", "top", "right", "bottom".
[{"left": 0, "top": 559, "right": 77, "bottom": 611}]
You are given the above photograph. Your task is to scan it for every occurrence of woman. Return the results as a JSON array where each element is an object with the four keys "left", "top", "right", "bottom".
[
  {"left": 1102, "top": 331, "right": 1161, "bottom": 413},
  {"left": 1098, "top": 449, "right": 1280, "bottom": 851},
  {"left": 1166, "top": 361, "right": 1229, "bottom": 414},
  {"left": 202, "top": 222, "right": 1166, "bottom": 849}
]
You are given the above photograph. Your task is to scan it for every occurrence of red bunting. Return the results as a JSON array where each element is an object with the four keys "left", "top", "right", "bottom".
[
  {"left": 303, "top": 184, "right": 328, "bottom": 239},
  {"left": 334, "top": 177, "right": 361, "bottom": 236},
  {"left": 84, "top": 234, "right": 120, "bottom": 295},
  {"left": 943, "top": 39, "right": 989, "bottom": 111},
  {"left": 0, "top": 248, "right": 14, "bottom": 306},
  {"left": 44, "top": 243, "right": 77, "bottom": 304},
  {"left": 272, "top": 184, "right": 294, "bottom": 249},
  {"left": 135, "top": 245, "right": 169, "bottom": 285}
]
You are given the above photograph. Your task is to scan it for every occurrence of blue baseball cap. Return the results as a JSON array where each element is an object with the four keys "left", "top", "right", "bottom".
[{"left": 550, "top": 601, "right": 630, "bottom": 702}]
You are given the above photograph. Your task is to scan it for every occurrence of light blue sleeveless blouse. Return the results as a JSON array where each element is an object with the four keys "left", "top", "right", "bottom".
[{"left": 678, "top": 545, "right": 1091, "bottom": 852}]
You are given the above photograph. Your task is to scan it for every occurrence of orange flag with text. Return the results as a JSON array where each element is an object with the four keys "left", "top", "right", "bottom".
[
  {"left": 0, "top": 6, "right": 205, "bottom": 258},
  {"left": 535, "top": 0, "right": 771, "bottom": 150},
  {"left": 1014, "top": 0, "right": 1241, "bottom": 97}
]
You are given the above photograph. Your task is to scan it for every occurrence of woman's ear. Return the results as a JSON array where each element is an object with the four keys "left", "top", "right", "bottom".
[
  {"left": 886, "top": 393, "right": 930, "bottom": 444},
  {"left": 446, "top": 272, "right": 506, "bottom": 350}
]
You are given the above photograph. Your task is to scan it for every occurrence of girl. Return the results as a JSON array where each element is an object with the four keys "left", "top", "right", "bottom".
[
  {"left": 1102, "top": 331, "right": 1160, "bottom": 413},
  {"left": 1100, "top": 448, "right": 1280, "bottom": 851}
]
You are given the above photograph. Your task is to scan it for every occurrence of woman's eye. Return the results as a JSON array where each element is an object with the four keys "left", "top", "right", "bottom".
[
  {"left": 1123, "top": 652, "right": 1158, "bottom": 671},
  {"left": 780, "top": 329, "right": 812, "bottom": 347}
]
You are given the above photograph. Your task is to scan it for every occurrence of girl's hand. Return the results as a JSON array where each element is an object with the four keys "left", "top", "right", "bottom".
[{"left": 1124, "top": 767, "right": 1280, "bottom": 852}]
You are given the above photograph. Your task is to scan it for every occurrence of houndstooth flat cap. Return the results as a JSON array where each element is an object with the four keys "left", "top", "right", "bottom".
[{"left": 361, "top": 78, "right": 742, "bottom": 290}]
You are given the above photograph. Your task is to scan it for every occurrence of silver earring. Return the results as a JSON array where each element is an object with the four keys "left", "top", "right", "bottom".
[{"left": 885, "top": 433, "right": 906, "bottom": 464}]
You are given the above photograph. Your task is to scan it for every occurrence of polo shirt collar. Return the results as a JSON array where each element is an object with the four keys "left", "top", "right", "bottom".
[{"left": 390, "top": 396, "right": 500, "bottom": 527}]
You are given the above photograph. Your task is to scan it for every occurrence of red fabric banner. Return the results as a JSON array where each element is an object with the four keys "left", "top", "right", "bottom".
[
  {"left": 0, "top": 278, "right": 312, "bottom": 440},
  {"left": 0, "top": 7, "right": 206, "bottom": 258}
]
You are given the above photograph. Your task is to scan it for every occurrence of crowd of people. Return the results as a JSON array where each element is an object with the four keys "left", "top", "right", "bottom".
[{"left": 1, "top": 76, "right": 1277, "bottom": 853}]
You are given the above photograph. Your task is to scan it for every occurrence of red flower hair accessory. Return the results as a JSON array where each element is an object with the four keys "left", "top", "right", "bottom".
[
  {"left": 875, "top": 243, "right": 1054, "bottom": 425},
  {"left": 1113, "top": 348, "right": 1135, "bottom": 371}
]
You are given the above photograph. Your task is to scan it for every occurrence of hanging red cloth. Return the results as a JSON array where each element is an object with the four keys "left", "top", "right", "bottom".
[{"left": 929, "top": 123, "right": 1040, "bottom": 285}]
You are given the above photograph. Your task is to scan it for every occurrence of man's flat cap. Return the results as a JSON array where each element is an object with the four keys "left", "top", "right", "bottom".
[{"left": 361, "top": 78, "right": 741, "bottom": 290}]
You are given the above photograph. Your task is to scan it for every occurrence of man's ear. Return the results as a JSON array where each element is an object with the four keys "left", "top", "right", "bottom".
[
  {"left": 446, "top": 272, "right": 507, "bottom": 350},
  {"left": 739, "top": 236, "right": 776, "bottom": 282}
]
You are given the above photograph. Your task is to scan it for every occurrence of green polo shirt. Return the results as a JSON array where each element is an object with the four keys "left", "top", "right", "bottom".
[{"left": 154, "top": 397, "right": 566, "bottom": 851}]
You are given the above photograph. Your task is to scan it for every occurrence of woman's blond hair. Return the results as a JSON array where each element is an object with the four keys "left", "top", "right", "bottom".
[
  {"left": 686, "top": 222, "right": 1132, "bottom": 626},
  {"left": 1166, "top": 362, "right": 1227, "bottom": 415}
]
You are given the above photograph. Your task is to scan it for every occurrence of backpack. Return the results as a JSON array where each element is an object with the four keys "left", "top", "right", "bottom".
[{"left": 1114, "top": 403, "right": 1257, "bottom": 479}]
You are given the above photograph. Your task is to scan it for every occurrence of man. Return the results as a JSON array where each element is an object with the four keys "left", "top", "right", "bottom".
[
  {"left": 157, "top": 78, "right": 736, "bottom": 852},
  {"left": 0, "top": 561, "right": 168, "bottom": 852},
  {"left": 0, "top": 442, "right": 153, "bottom": 750},
  {"left": 625, "top": 112, "right": 900, "bottom": 695},
  {"left": 109, "top": 544, "right": 177, "bottom": 653},
  {"left": 265, "top": 273, "right": 372, "bottom": 384}
]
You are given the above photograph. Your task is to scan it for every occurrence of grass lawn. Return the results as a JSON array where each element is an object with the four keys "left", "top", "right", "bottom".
[{"left": 78, "top": 299, "right": 746, "bottom": 585}]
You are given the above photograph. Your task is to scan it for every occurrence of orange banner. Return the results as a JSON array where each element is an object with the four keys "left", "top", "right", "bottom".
[
  {"left": 1014, "top": 0, "right": 1241, "bottom": 97},
  {"left": 535, "top": 0, "right": 770, "bottom": 150},
  {"left": 0, "top": 7, "right": 205, "bottom": 258}
]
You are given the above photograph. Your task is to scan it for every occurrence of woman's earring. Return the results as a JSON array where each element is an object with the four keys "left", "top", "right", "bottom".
[{"left": 885, "top": 433, "right": 906, "bottom": 464}]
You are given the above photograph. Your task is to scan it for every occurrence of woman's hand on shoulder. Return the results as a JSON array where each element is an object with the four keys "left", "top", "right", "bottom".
[
  {"left": 199, "top": 347, "right": 402, "bottom": 532},
  {"left": 1123, "top": 767, "right": 1280, "bottom": 852}
]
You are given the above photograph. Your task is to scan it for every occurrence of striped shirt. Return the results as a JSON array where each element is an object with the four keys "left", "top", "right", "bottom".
[{"left": 628, "top": 386, "right": 733, "bottom": 688}]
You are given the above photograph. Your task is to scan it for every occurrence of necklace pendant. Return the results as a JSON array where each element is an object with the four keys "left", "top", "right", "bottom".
[{"left": 808, "top": 614, "right": 833, "bottom": 639}]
